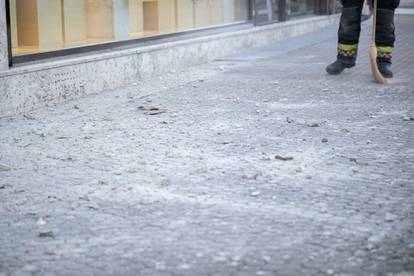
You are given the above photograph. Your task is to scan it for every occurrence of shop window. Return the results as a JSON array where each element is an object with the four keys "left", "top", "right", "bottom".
[
  {"left": 290, "top": 0, "right": 311, "bottom": 15},
  {"left": 8, "top": 0, "right": 250, "bottom": 57},
  {"left": 143, "top": 1, "right": 159, "bottom": 32},
  {"left": 253, "top": 0, "right": 285, "bottom": 25}
]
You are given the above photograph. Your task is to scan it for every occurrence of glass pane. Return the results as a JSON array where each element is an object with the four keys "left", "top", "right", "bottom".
[
  {"left": 253, "top": 0, "right": 280, "bottom": 25},
  {"left": 9, "top": 0, "right": 250, "bottom": 56},
  {"left": 290, "top": 0, "right": 310, "bottom": 15}
]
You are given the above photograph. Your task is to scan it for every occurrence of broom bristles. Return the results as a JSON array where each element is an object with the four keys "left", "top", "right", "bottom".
[{"left": 369, "top": 43, "right": 387, "bottom": 84}]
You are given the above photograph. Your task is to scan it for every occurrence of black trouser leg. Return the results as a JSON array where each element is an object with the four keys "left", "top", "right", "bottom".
[
  {"left": 362, "top": 0, "right": 399, "bottom": 64},
  {"left": 374, "top": 0, "right": 399, "bottom": 64},
  {"left": 372, "top": 0, "right": 399, "bottom": 77},
  {"left": 337, "top": 0, "right": 364, "bottom": 64}
]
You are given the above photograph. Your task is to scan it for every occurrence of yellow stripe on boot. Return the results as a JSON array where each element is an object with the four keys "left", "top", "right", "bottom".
[
  {"left": 338, "top": 43, "right": 358, "bottom": 51},
  {"left": 376, "top": 46, "right": 393, "bottom": 53}
]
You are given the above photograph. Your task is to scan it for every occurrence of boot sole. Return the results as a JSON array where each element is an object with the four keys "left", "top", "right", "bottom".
[
  {"left": 326, "top": 64, "right": 355, "bottom": 75},
  {"left": 326, "top": 68, "right": 344, "bottom": 75}
]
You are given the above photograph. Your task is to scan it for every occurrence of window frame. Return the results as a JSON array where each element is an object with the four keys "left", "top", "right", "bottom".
[{"left": 5, "top": 0, "right": 13, "bottom": 67}]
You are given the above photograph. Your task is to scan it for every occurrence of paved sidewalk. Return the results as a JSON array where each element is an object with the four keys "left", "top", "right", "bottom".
[
  {"left": 399, "top": 0, "right": 414, "bottom": 8},
  {"left": 0, "top": 15, "right": 413, "bottom": 276}
]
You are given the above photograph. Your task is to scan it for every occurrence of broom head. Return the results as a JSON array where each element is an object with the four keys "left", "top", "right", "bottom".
[{"left": 369, "top": 43, "right": 387, "bottom": 84}]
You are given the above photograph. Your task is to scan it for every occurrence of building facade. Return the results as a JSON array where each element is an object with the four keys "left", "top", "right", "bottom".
[
  {"left": 8, "top": 0, "right": 250, "bottom": 57},
  {"left": 2, "top": 0, "right": 338, "bottom": 65},
  {"left": 0, "top": 0, "right": 338, "bottom": 116}
]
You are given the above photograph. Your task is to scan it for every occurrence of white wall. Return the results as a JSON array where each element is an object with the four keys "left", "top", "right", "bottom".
[
  {"left": 86, "top": 0, "right": 114, "bottom": 39},
  {"left": 37, "top": 0, "right": 63, "bottom": 48},
  {"left": 176, "top": 0, "right": 194, "bottom": 30},
  {"left": 10, "top": 0, "right": 18, "bottom": 48},
  {"left": 194, "top": 0, "right": 210, "bottom": 27},
  {"left": 113, "top": 0, "right": 130, "bottom": 39},
  {"left": 63, "top": 0, "right": 86, "bottom": 44},
  {"left": 129, "top": 0, "right": 143, "bottom": 33},
  {"left": 223, "top": 0, "right": 236, "bottom": 23},
  {"left": 158, "top": 0, "right": 176, "bottom": 32}
]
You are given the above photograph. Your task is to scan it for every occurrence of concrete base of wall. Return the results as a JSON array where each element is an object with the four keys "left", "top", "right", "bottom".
[{"left": 0, "top": 15, "right": 339, "bottom": 117}]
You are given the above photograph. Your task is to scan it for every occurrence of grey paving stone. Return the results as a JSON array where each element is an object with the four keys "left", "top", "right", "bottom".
[{"left": 0, "top": 15, "right": 413, "bottom": 276}]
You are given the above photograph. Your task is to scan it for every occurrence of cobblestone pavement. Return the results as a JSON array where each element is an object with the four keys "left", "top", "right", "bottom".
[{"left": 1, "top": 15, "right": 413, "bottom": 276}]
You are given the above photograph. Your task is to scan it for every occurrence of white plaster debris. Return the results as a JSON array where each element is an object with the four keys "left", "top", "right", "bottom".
[{"left": 0, "top": 15, "right": 413, "bottom": 276}]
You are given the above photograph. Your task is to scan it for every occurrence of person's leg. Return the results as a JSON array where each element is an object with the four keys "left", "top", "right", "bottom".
[
  {"left": 375, "top": 0, "right": 400, "bottom": 78},
  {"left": 326, "top": 0, "right": 365, "bottom": 75}
]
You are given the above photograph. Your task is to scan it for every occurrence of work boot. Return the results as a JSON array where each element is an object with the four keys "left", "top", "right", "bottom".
[
  {"left": 326, "top": 59, "right": 355, "bottom": 75},
  {"left": 378, "top": 61, "right": 393, "bottom": 78},
  {"left": 375, "top": 8, "right": 396, "bottom": 78},
  {"left": 376, "top": 47, "right": 393, "bottom": 79},
  {"left": 328, "top": 5, "right": 362, "bottom": 76}
]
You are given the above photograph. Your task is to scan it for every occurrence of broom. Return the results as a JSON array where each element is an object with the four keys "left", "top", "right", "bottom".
[{"left": 369, "top": 0, "right": 387, "bottom": 84}]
